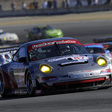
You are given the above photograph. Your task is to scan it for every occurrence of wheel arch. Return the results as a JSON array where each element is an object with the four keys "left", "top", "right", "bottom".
[{"left": 24, "top": 69, "right": 41, "bottom": 90}]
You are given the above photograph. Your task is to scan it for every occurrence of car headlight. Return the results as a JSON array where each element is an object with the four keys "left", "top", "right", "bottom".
[
  {"left": 40, "top": 64, "right": 52, "bottom": 73},
  {"left": 97, "top": 57, "right": 107, "bottom": 66}
]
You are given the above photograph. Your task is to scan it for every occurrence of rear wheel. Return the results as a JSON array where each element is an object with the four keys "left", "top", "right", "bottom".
[
  {"left": 0, "top": 73, "right": 7, "bottom": 97},
  {"left": 26, "top": 72, "right": 36, "bottom": 96}
]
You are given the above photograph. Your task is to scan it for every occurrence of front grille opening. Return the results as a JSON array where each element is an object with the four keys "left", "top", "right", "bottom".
[
  {"left": 54, "top": 80, "right": 105, "bottom": 90},
  {"left": 58, "top": 61, "right": 88, "bottom": 67}
]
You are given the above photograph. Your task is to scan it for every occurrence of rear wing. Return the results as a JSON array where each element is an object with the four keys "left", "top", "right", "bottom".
[{"left": 93, "top": 37, "right": 112, "bottom": 43}]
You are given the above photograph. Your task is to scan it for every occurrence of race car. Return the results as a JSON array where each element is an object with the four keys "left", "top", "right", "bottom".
[
  {"left": 93, "top": 37, "right": 112, "bottom": 43},
  {"left": 25, "top": 25, "right": 63, "bottom": 41},
  {"left": 0, "top": 29, "right": 19, "bottom": 44},
  {"left": 102, "top": 42, "right": 112, "bottom": 53},
  {"left": 84, "top": 43, "right": 110, "bottom": 54},
  {"left": 0, "top": 46, "right": 19, "bottom": 66},
  {"left": 0, "top": 37, "right": 112, "bottom": 97},
  {"left": 0, "top": 52, "right": 12, "bottom": 66},
  {"left": 84, "top": 43, "right": 112, "bottom": 69}
]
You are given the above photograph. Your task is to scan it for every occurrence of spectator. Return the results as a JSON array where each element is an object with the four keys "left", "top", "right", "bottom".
[
  {"left": 76, "top": 0, "right": 82, "bottom": 7},
  {"left": 95, "top": 0, "right": 98, "bottom": 5},
  {"left": 11, "top": 0, "right": 16, "bottom": 11},
  {"left": 53, "top": 0, "right": 58, "bottom": 9},
  {"left": 33, "top": 0, "right": 38, "bottom": 9},
  {"left": 66, "top": 0, "right": 70, "bottom": 8},
  {"left": 47, "top": 0, "right": 53, "bottom": 8},
  {"left": 22, "top": 1, "right": 27, "bottom": 10},
  {"left": 62, "top": 0, "right": 67, "bottom": 8},
  {"left": 87, "top": 0, "right": 92, "bottom": 6},
  {"left": 0, "top": 2, "right": 2, "bottom": 11},
  {"left": 42, "top": 0, "right": 48, "bottom": 9},
  {"left": 105, "top": 0, "right": 111, "bottom": 4}
]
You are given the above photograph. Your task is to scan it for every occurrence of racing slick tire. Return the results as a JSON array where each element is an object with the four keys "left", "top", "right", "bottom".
[
  {"left": 0, "top": 73, "right": 7, "bottom": 97},
  {"left": 26, "top": 72, "right": 36, "bottom": 96}
]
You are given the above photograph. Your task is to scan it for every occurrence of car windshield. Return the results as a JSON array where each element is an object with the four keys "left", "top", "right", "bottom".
[
  {"left": 86, "top": 47, "right": 105, "bottom": 54},
  {"left": 28, "top": 43, "right": 88, "bottom": 61}
]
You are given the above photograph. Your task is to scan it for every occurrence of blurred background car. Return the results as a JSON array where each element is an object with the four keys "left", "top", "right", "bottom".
[
  {"left": 84, "top": 43, "right": 110, "bottom": 54},
  {"left": 3, "top": 52, "right": 12, "bottom": 62},
  {"left": 25, "top": 25, "right": 63, "bottom": 41},
  {"left": 0, "top": 52, "right": 12, "bottom": 65},
  {"left": 0, "top": 54, "right": 7, "bottom": 65},
  {"left": 84, "top": 43, "right": 112, "bottom": 69},
  {"left": 0, "top": 29, "right": 19, "bottom": 44},
  {"left": 93, "top": 37, "right": 112, "bottom": 43}
]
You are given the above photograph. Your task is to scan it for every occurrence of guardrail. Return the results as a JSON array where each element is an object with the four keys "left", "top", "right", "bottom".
[{"left": 0, "top": 4, "right": 112, "bottom": 17}]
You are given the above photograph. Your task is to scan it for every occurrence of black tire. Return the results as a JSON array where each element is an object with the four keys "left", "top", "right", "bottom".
[
  {"left": 0, "top": 73, "right": 7, "bottom": 97},
  {"left": 26, "top": 72, "right": 36, "bottom": 96}
]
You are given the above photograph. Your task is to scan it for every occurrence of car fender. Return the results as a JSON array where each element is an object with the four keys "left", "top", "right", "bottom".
[
  {"left": 0, "top": 68, "right": 18, "bottom": 90},
  {"left": 24, "top": 67, "right": 37, "bottom": 87}
]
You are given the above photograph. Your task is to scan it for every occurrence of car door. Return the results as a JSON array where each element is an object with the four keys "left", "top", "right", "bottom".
[{"left": 9, "top": 47, "right": 28, "bottom": 87}]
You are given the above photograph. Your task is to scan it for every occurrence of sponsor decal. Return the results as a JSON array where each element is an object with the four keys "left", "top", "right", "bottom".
[
  {"left": 28, "top": 39, "right": 82, "bottom": 52},
  {"left": 15, "top": 75, "right": 24, "bottom": 85},
  {"left": 48, "top": 55, "right": 88, "bottom": 62},
  {"left": 68, "top": 70, "right": 95, "bottom": 77},
  {"left": 100, "top": 69, "right": 111, "bottom": 74}
]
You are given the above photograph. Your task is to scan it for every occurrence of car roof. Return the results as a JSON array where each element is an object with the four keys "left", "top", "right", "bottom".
[
  {"left": 84, "top": 43, "right": 104, "bottom": 48},
  {"left": 21, "top": 37, "right": 79, "bottom": 47}
]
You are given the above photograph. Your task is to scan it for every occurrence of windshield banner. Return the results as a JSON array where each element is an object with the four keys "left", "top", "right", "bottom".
[{"left": 28, "top": 39, "right": 82, "bottom": 52}]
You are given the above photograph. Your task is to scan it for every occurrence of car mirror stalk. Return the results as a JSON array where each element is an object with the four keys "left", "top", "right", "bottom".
[{"left": 18, "top": 57, "right": 27, "bottom": 63}]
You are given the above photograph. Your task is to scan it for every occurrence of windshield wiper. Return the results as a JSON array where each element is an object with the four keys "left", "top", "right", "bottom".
[{"left": 54, "top": 42, "right": 63, "bottom": 55}]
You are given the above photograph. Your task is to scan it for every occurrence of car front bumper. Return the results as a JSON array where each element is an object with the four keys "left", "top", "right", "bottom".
[{"left": 40, "top": 74, "right": 112, "bottom": 91}]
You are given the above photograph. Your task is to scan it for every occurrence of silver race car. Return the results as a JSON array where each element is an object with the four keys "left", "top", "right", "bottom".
[
  {"left": 0, "top": 37, "right": 112, "bottom": 97},
  {"left": 0, "top": 29, "right": 19, "bottom": 44}
]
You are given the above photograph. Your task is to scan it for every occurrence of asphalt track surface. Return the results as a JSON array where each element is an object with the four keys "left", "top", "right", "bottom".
[
  {"left": 0, "top": 11, "right": 112, "bottom": 112},
  {"left": 0, "top": 11, "right": 112, "bottom": 44}
]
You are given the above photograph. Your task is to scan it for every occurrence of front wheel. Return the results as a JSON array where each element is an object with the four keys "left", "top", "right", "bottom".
[{"left": 26, "top": 72, "right": 36, "bottom": 96}]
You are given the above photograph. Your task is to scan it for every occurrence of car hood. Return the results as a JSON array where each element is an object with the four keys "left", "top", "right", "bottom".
[{"left": 31, "top": 54, "right": 109, "bottom": 74}]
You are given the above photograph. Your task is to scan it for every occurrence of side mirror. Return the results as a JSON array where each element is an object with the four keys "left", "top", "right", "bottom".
[{"left": 18, "top": 57, "right": 27, "bottom": 63}]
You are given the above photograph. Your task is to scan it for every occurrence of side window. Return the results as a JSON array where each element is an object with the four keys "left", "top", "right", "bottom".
[{"left": 13, "top": 47, "right": 26, "bottom": 62}]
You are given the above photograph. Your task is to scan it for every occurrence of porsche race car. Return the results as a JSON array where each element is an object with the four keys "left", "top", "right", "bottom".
[
  {"left": 0, "top": 30, "right": 19, "bottom": 44},
  {"left": 26, "top": 25, "right": 63, "bottom": 41},
  {"left": 0, "top": 37, "right": 112, "bottom": 97}
]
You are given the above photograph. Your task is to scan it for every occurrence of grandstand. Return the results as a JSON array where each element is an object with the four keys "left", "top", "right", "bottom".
[
  {"left": 0, "top": 0, "right": 64, "bottom": 10},
  {"left": 0, "top": 0, "right": 111, "bottom": 11}
]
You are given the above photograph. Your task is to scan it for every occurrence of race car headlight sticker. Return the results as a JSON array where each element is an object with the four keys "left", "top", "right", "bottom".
[
  {"left": 97, "top": 57, "right": 107, "bottom": 66},
  {"left": 4, "top": 37, "right": 7, "bottom": 40},
  {"left": 40, "top": 64, "right": 52, "bottom": 73}
]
